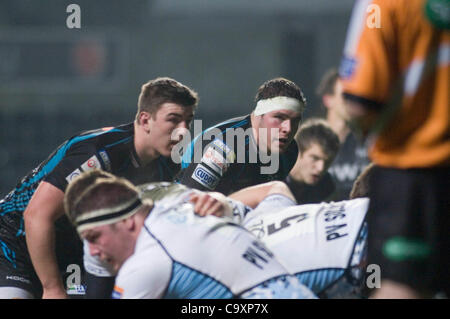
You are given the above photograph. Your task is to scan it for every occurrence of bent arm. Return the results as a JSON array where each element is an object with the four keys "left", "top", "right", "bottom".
[
  {"left": 229, "top": 181, "right": 296, "bottom": 209},
  {"left": 24, "top": 181, "right": 67, "bottom": 299}
]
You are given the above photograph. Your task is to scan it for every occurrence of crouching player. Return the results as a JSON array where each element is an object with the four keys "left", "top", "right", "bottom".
[
  {"left": 137, "top": 164, "right": 373, "bottom": 298},
  {"left": 65, "top": 173, "right": 316, "bottom": 299},
  {"left": 230, "top": 164, "right": 373, "bottom": 298}
]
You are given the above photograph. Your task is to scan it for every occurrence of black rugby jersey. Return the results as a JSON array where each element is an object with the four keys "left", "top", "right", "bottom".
[
  {"left": 328, "top": 133, "right": 370, "bottom": 201},
  {"left": 0, "top": 122, "right": 179, "bottom": 270},
  {"left": 285, "top": 172, "right": 336, "bottom": 205},
  {"left": 177, "top": 115, "right": 298, "bottom": 195}
]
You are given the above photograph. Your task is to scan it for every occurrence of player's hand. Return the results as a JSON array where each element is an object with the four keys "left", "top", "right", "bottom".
[
  {"left": 189, "top": 191, "right": 232, "bottom": 218},
  {"left": 42, "top": 286, "right": 69, "bottom": 299}
]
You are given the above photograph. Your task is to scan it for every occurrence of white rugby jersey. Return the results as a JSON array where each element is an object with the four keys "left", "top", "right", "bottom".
[
  {"left": 243, "top": 195, "right": 369, "bottom": 298},
  {"left": 83, "top": 182, "right": 251, "bottom": 278},
  {"left": 113, "top": 199, "right": 316, "bottom": 299}
]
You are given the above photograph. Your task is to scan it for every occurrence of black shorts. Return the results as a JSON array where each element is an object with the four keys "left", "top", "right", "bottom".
[
  {"left": 0, "top": 212, "right": 42, "bottom": 297},
  {"left": 0, "top": 212, "right": 84, "bottom": 298},
  {"left": 367, "top": 166, "right": 450, "bottom": 295}
]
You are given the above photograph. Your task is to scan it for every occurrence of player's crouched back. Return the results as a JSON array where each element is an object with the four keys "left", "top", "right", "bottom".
[{"left": 66, "top": 171, "right": 316, "bottom": 299}]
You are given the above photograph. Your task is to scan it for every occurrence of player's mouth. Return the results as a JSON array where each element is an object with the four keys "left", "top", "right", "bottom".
[
  {"left": 277, "top": 138, "right": 291, "bottom": 149},
  {"left": 278, "top": 137, "right": 289, "bottom": 145}
]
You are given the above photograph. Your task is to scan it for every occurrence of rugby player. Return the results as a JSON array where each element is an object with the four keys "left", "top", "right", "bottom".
[
  {"left": 177, "top": 77, "right": 306, "bottom": 195},
  {"left": 340, "top": 0, "right": 449, "bottom": 298},
  {"left": 67, "top": 176, "right": 317, "bottom": 299},
  {"left": 316, "top": 68, "right": 370, "bottom": 200},
  {"left": 285, "top": 118, "right": 340, "bottom": 204},
  {"left": 0, "top": 77, "right": 198, "bottom": 298},
  {"left": 232, "top": 164, "right": 374, "bottom": 298},
  {"left": 64, "top": 170, "right": 235, "bottom": 299},
  {"left": 71, "top": 163, "right": 373, "bottom": 299}
]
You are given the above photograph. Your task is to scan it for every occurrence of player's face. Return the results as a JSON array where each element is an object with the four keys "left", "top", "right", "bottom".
[
  {"left": 296, "top": 143, "right": 334, "bottom": 185},
  {"left": 148, "top": 103, "right": 194, "bottom": 157},
  {"left": 82, "top": 223, "right": 135, "bottom": 272},
  {"left": 255, "top": 109, "right": 302, "bottom": 154}
]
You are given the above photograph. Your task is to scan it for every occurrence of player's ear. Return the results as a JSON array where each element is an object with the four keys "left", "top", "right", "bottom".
[
  {"left": 322, "top": 95, "right": 333, "bottom": 109},
  {"left": 137, "top": 111, "right": 152, "bottom": 133},
  {"left": 123, "top": 216, "right": 136, "bottom": 231}
]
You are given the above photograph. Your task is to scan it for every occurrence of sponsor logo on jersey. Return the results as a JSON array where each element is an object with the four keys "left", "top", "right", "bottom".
[
  {"left": 98, "top": 150, "right": 111, "bottom": 171},
  {"left": 212, "top": 139, "right": 236, "bottom": 162},
  {"left": 339, "top": 55, "right": 358, "bottom": 79},
  {"left": 212, "top": 138, "right": 232, "bottom": 154},
  {"left": 81, "top": 155, "right": 102, "bottom": 172},
  {"left": 66, "top": 168, "right": 82, "bottom": 183},
  {"left": 112, "top": 285, "right": 123, "bottom": 299},
  {"left": 329, "top": 163, "right": 361, "bottom": 182},
  {"left": 6, "top": 275, "right": 31, "bottom": 284},
  {"left": 66, "top": 284, "right": 86, "bottom": 295},
  {"left": 201, "top": 147, "right": 230, "bottom": 176},
  {"left": 192, "top": 165, "right": 219, "bottom": 190}
]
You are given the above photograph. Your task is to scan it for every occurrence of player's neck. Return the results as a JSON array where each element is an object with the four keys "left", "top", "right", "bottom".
[{"left": 288, "top": 159, "right": 307, "bottom": 184}]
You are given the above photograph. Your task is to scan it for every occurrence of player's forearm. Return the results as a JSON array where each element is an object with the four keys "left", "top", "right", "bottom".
[
  {"left": 229, "top": 181, "right": 295, "bottom": 208},
  {"left": 24, "top": 212, "right": 65, "bottom": 293}
]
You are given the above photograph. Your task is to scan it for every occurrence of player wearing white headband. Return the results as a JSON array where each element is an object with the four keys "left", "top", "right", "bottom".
[
  {"left": 68, "top": 176, "right": 316, "bottom": 299},
  {"left": 178, "top": 77, "right": 306, "bottom": 195}
]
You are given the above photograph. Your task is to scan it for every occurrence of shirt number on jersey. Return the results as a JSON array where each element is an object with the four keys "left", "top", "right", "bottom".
[{"left": 267, "top": 213, "right": 308, "bottom": 236}]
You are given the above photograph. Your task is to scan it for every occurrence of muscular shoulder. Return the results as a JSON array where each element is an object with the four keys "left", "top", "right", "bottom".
[{"left": 114, "top": 231, "right": 172, "bottom": 299}]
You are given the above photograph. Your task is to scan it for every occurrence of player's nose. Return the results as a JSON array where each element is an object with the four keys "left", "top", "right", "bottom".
[
  {"left": 88, "top": 243, "right": 101, "bottom": 257},
  {"left": 281, "top": 119, "right": 292, "bottom": 134}
]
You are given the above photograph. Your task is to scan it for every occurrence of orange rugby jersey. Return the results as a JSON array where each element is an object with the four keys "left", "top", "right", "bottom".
[{"left": 340, "top": 0, "right": 449, "bottom": 168}]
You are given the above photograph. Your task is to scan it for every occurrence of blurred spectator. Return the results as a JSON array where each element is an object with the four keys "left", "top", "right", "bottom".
[
  {"left": 285, "top": 118, "right": 340, "bottom": 204},
  {"left": 316, "top": 68, "right": 370, "bottom": 200}
]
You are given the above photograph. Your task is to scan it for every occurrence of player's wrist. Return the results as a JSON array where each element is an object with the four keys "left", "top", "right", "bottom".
[{"left": 208, "top": 192, "right": 233, "bottom": 218}]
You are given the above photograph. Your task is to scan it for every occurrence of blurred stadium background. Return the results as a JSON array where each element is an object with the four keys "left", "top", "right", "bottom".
[{"left": 0, "top": 0, "right": 355, "bottom": 196}]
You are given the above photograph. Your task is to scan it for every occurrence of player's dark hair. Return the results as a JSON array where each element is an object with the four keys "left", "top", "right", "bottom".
[
  {"left": 295, "top": 118, "right": 340, "bottom": 158},
  {"left": 316, "top": 68, "right": 339, "bottom": 100},
  {"left": 254, "top": 77, "right": 307, "bottom": 107},
  {"left": 136, "top": 77, "right": 199, "bottom": 121},
  {"left": 64, "top": 169, "right": 116, "bottom": 221}
]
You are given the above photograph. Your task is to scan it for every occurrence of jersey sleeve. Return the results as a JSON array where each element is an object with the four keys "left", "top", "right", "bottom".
[
  {"left": 178, "top": 136, "right": 236, "bottom": 191},
  {"left": 44, "top": 140, "right": 105, "bottom": 191},
  {"left": 243, "top": 194, "right": 297, "bottom": 224},
  {"left": 226, "top": 198, "right": 253, "bottom": 224},
  {"left": 340, "top": 0, "right": 397, "bottom": 108}
]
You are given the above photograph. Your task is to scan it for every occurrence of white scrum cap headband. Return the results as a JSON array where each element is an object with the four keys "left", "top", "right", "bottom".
[
  {"left": 254, "top": 96, "right": 305, "bottom": 116},
  {"left": 75, "top": 196, "right": 148, "bottom": 234}
]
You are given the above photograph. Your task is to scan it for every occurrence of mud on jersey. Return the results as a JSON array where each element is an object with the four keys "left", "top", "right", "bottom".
[{"left": 177, "top": 115, "right": 298, "bottom": 195}]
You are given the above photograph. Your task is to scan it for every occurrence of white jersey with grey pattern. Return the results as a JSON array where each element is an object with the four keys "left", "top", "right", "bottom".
[
  {"left": 114, "top": 200, "right": 316, "bottom": 299},
  {"left": 83, "top": 182, "right": 268, "bottom": 279},
  {"left": 243, "top": 195, "right": 369, "bottom": 298}
]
